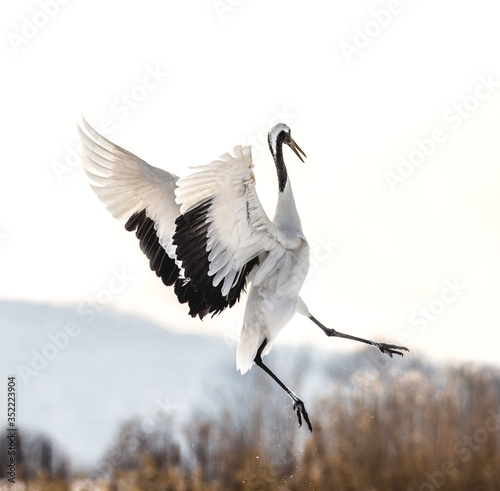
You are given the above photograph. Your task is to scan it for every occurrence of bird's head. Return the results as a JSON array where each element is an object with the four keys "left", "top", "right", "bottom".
[{"left": 268, "top": 123, "right": 306, "bottom": 163}]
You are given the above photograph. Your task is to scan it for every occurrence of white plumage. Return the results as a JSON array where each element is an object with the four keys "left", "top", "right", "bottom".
[{"left": 79, "top": 118, "right": 408, "bottom": 431}]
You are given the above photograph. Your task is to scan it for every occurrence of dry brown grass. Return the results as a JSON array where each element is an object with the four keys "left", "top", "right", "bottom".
[{"left": 10, "top": 356, "right": 500, "bottom": 490}]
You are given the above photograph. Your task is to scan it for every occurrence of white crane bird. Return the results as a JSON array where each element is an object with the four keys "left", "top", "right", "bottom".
[{"left": 79, "top": 118, "right": 408, "bottom": 431}]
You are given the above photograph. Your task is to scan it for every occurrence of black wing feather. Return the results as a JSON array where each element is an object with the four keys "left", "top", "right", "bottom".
[
  {"left": 125, "top": 210, "right": 179, "bottom": 287},
  {"left": 173, "top": 199, "right": 259, "bottom": 318},
  {"left": 125, "top": 205, "right": 258, "bottom": 320}
]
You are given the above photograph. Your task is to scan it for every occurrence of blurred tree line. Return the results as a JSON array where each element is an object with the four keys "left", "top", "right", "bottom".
[{"left": 2, "top": 349, "right": 500, "bottom": 490}]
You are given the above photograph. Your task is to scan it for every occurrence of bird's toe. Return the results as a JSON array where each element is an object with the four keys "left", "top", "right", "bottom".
[
  {"left": 293, "top": 399, "right": 313, "bottom": 432},
  {"left": 378, "top": 343, "right": 409, "bottom": 357}
]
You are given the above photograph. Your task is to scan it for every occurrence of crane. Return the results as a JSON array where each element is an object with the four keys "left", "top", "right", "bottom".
[{"left": 79, "top": 118, "right": 408, "bottom": 431}]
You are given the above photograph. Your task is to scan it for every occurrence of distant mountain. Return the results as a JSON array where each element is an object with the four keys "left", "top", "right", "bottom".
[
  {"left": 0, "top": 300, "right": 236, "bottom": 466},
  {"left": 0, "top": 300, "right": 425, "bottom": 469}
]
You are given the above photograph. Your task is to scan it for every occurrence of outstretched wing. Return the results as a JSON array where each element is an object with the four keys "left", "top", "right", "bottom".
[
  {"left": 173, "top": 146, "right": 294, "bottom": 309},
  {"left": 79, "top": 120, "right": 287, "bottom": 319},
  {"left": 79, "top": 118, "right": 181, "bottom": 279},
  {"left": 79, "top": 119, "right": 207, "bottom": 316}
]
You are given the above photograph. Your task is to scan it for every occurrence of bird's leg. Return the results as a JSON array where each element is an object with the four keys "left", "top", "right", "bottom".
[
  {"left": 254, "top": 339, "right": 312, "bottom": 432},
  {"left": 308, "top": 315, "right": 409, "bottom": 358}
]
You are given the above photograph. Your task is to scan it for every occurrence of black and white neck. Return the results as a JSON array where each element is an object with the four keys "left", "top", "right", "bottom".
[
  {"left": 268, "top": 123, "right": 291, "bottom": 193},
  {"left": 267, "top": 123, "right": 306, "bottom": 233}
]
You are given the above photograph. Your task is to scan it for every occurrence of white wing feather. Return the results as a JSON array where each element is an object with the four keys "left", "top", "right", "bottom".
[
  {"left": 175, "top": 145, "right": 291, "bottom": 296},
  {"left": 80, "top": 121, "right": 297, "bottom": 305},
  {"left": 78, "top": 119, "right": 179, "bottom": 261}
]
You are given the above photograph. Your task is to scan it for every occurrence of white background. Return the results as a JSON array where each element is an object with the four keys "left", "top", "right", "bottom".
[{"left": 2, "top": 0, "right": 500, "bottom": 366}]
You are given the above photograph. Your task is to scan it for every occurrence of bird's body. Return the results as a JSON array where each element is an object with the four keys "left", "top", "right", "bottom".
[
  {"left": 79, "top": 118, "right": 408, "bottom": 431},
  {"left": 238, "top": 172, "right": 310, "bottom": 372},
  {"left": 238, "top": 236, "right": 309, "bottom": 373}
]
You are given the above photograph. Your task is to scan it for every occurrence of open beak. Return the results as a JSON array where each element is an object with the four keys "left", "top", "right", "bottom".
[{"left": 288, "top": 138, "right": 307, "bottom": 163}]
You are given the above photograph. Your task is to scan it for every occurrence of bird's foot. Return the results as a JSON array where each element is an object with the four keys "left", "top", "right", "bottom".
[
  {"left": 292, "top": 399, "right": 313, "bottom": 432},
  {"left": 375, "top": 343, "right": 409, "bottom": 358}
]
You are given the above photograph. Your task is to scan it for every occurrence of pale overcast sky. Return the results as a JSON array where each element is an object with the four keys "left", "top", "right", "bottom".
[{"left": 2, "top": 0, "right": 500, "bottom": 366}]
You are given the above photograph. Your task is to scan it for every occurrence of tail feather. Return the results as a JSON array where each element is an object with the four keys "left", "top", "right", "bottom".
[{"left": 236, "top": 323, "right": 269, "bottom": 374}]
